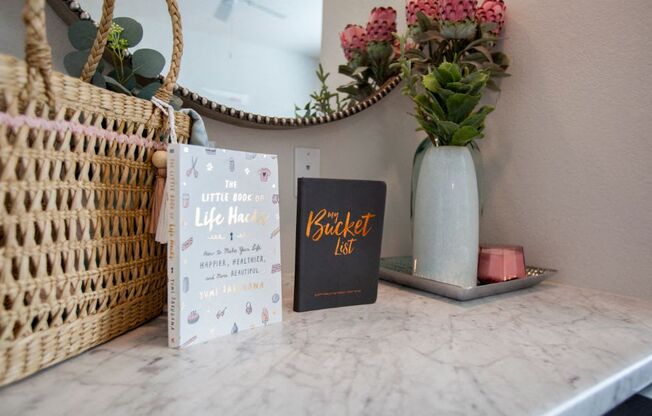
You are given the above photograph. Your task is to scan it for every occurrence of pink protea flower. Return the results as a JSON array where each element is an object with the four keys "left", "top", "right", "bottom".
[
  {"left": 366, "top": 6, "right": 397, "bottom": 42},
  {"left": 406, "top": 0, "right": 439, "bottom": 26},
  {"left": 438, "top": 0, "right": 477, "bottom": 22},
  {"left": 476, "top": 0, "right": 506, "bottom": 35},
  {"left": 339, "top": 24, "right": 367, "bottom": 61}
]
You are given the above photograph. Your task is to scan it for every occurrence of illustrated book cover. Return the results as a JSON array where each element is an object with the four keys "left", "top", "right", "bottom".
[
  {"left": 294, "top": 178, "right": 386, "bottom": 312},
  {"left": 167, "top": 143, "right": 282, "bottom": 348}
]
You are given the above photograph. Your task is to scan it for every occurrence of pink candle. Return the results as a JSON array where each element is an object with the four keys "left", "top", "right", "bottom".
[{"left": 478, "top": 245, "right": 526, "bottom": 284}]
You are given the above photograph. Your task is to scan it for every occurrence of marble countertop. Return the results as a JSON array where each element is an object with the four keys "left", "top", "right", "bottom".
[{"left": 2, "top": 281, "right": 652, "bottom": 416}]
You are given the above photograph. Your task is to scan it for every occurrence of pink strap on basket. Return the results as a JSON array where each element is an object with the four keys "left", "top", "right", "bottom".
[{"left": 0, "top": 111, "right": 166, "bottom": 150}]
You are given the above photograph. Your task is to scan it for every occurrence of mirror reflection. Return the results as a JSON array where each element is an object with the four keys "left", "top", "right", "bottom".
[
  {"left": 79, "top": 1, "right": 405, "bottom": 119},
  {"left": 82, "top": 0, "right": 323, "bottom": 117}
]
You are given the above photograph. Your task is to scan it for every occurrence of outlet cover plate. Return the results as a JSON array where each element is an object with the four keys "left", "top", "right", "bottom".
[{"left": 294, "top": 147, "right": 320, "bottom": 196}]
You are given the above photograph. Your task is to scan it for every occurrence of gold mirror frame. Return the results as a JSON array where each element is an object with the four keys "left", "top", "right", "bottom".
[{"left": 48, "top": 0, "right": 401, "bottom": 130}]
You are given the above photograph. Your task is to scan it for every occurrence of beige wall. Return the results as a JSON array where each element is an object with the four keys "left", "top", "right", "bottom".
[
  {"left": 2, "top": 0, "right": 651, "bottom": 299},
  {"left": 478, "top": 0, "right": 652, "bottom": 299}
]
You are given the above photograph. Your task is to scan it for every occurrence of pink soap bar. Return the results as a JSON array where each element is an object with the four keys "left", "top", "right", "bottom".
[{"left": 478, "top": 245, "right": 526, "bottom": 284}]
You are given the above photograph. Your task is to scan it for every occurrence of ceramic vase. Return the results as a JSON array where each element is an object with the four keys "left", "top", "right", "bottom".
[
  {"left": 412, "top": 145, "right": 479, "bottom": 288},
  {"left": 411, "top": 138, "right": 484, "bottom": 229}
]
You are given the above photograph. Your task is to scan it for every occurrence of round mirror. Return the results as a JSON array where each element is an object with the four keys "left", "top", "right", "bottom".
[{"left": 49, "top": 0, "right": 404, "bottom": 129}]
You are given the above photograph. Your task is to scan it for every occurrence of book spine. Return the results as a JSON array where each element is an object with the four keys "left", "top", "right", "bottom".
[
  {"left": 293, "top": 178, "right": 304, "bottom": 312},
  {"left": 166, "top": 144, "right": 181, "bottom": 348}
]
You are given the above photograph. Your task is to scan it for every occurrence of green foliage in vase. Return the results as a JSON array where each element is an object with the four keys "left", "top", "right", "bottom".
[
  {"left": 64, "top": 18, "right": 182, "bottom": 109},
  {"left": 401, "top": 58, "right": 493, "bottom": 147},
  {"left": 295, "top": 64, "right": 343, "bottom": 118},
  {"left": 397, "top": 0, "right": 512, "bottom": 147}
]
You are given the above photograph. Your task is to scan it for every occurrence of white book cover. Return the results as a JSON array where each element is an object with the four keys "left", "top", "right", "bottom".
[{"left": 167, "top": 143, "right": 282, "bottom": 348}]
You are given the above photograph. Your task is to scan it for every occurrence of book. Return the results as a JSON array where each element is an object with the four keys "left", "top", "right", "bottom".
[
  {"left": 293, "top": 178, "right": 387, "bottom": 312},
  {"left": 167, "top": 143, "right": 282, "bottom": 348}
]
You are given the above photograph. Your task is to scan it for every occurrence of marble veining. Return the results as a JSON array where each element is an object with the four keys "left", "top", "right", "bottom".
[{"left": 1, "top": 281, "right": 652, "bottom": 416}]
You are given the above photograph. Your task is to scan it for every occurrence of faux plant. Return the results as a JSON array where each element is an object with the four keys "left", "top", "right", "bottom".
[
  {"left": 398, "top": 0, "right": 510, "bottom": 146},
  {"left": 295, "top": 64, "right": 342, "bottom": 118},
  {"left": 337, "top": 7, "right": 401, "bottom": 106},
  {"left": 403, "top": 60, "right": 493, "bottom": 146},
  {"left": 64, "top": 18, "right": 182, "bottom": 108},
  {"left": 402, "top": 0, "right": 509, "bottom": 90}
]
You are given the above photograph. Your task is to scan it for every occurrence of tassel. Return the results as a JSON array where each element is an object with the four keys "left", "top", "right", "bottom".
[
  {"left": 149, "top": 96, "right": 178, "bottom": 244},
  {"left": 149, "top": 150, "right": 168, "bottom": 236}
]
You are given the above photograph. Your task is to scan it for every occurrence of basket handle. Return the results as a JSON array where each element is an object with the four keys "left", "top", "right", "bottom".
[
  {"left": 23, "top": 0, "right": 183, "bottom": 105},
  {"left": 79, "top": 0, "right": 184, "bottom": 103},
  {"left": 22, "top": 0, "right": 56, "bottom": 107},
  {"left": 79, "top": 0, "right": 115, "bottom": 83}
]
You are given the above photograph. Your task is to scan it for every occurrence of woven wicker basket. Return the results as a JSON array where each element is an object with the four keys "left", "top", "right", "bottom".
[{"left": 0, "top": 0, "right": 190, "bottom": 386}]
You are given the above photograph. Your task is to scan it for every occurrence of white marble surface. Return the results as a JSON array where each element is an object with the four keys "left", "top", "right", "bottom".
[{"left": 2, "top": 281, "right": 652, "bottom": 416}]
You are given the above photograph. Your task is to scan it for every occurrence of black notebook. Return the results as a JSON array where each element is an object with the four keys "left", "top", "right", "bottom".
[{"left": 294, "top": 178, "right": 387, "bottom": 312}]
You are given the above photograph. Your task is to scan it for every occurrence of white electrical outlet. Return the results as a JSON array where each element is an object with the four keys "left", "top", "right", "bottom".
[{"left": 294, "top": 147, "right": 320, "bottom": 196}]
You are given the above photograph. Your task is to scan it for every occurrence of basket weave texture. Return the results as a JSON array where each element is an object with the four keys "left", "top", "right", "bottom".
[{"left": 0, "top": 0, "right": 190, "bottom": 386}]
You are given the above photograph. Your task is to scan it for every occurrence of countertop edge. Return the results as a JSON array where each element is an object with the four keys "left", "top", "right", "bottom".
[{"left": 544, "top": 353, "right": 652, "bottom": 416}]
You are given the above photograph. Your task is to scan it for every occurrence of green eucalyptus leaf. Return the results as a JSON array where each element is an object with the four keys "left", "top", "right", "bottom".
[
  {"left": 107, "top": 68, "right": 137, "bottom": 89},
  {"left": 132, "top": 48, "right": 165, "bottom": 78},
  {"left": 113, "top": 17, "right": 143, "bottom": 47},
  {"left": 451, "top": 125, "right": 480, "bottom": 146},
  {"left": 169, "top": 95, "right": 183, "bottom": 110},
  {"left": 103, "top": 75, "right": 132, "bottom": 95},
  {"left": 136, "top": 81, "right": 162, "bottom": 100},
  {"left": 64, "top": 49, "right": 91, "bottom": 77},
  {"left": 91, "top": 71, "right": 106, "bottom": 88},
  {"left": 68, "top": 20, "right": 98, "bottom": 50}
]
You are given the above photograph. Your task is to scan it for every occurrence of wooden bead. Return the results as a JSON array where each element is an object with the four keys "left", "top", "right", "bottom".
[{"left": 152, "top": 150, "right": 167, "bottom": 169}]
